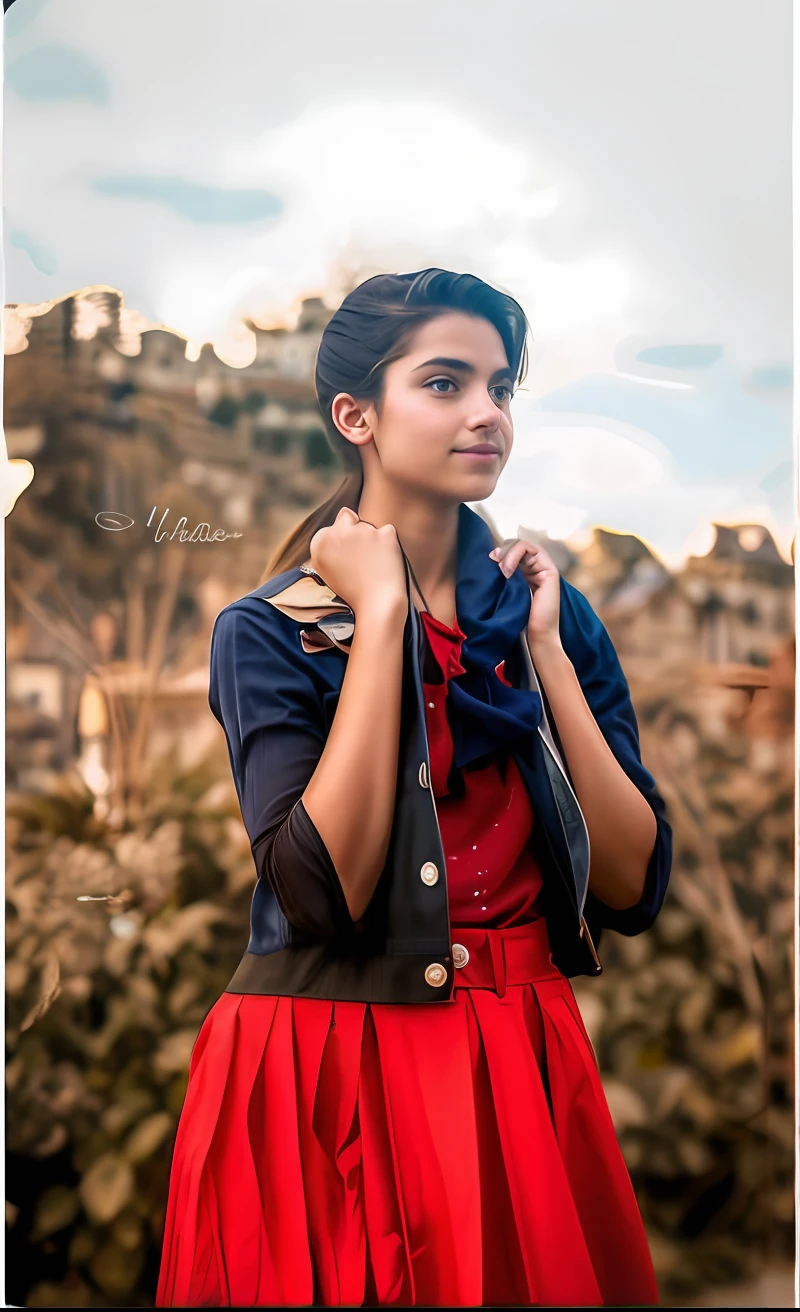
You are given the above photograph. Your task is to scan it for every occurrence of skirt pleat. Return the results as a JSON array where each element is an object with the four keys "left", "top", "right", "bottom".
[{"left": 156, "top": 922, "right": 659, "bottom": 1308}]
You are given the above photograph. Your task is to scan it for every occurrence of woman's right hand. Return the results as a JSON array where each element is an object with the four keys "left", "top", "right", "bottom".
[{"left": 309, "top": 507, "right": 408, "bottom": 617}]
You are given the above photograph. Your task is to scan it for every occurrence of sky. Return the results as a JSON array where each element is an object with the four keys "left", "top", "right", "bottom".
[{"left": 3, "top": 0, "right": 795, "bottom": 568}]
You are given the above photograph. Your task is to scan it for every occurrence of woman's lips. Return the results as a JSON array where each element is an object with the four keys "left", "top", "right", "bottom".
[{"left": 454, "top": 448, "right": 501, "bottom": 460}]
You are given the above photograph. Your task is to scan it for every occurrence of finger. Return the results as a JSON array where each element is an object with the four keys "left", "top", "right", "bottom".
[
  {"left": 491, "top": 537, "right": 541, "bottom": 562},
  {"left": 506, "top": 541, "right": 541, "bottom": 575},
  {"left": 521, "top": 545, "right": 554, "bottom": 573},
  {"left": 490, "top": 539, "right": 529, "bottom": 574},
  {"left": 518, "top": 540, "right": 545, "bottom": 564}
]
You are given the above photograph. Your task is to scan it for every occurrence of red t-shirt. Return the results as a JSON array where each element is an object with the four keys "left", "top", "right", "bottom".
[{"left": 419, "top": 608, "right": 544, "bottom": 929}]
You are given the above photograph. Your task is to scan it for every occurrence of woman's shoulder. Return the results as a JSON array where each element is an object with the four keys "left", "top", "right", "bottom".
[
  {"left": 207, "top": 574, "right": 309, "bottom": 690},
  {"left": 208, "top": 570, "right": 334, "bottom": 731},
  {"left": 558, "top": 576, "right": 615, "bottom": 651},
  {"left": 557, "top": 577, "right": 629, "bottom": 695},
  {"left": 211, "top": 566, "right": 350, "bottom": 649},
  {"left": 559, "top": 575, "right": 602, "bottom": 632},
  {"left": 210, "top": 580, "right": 294, "bottom": 655}
]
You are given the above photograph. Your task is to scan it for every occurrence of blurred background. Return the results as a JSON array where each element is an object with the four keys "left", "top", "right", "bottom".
[{"left": 3, "top": 0, "right": 795, "bottom": 1306}]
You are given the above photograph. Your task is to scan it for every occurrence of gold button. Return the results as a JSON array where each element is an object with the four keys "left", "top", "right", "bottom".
[
  {"left": 452, "top": 943, "right": 470, "bottom": 969},
  {"left": 418, "top": 761, "right": 429, "bottom": 789},
  {"left": 420, "top": 861, "right": 439, "bottom": 886},
  {"left": 425, "top": 962, "right": 447, "bottom": 988}
]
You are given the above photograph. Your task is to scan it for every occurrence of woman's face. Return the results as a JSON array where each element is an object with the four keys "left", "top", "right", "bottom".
[{"left": 338, "top": 310, "right": 516, "bottom": 503}]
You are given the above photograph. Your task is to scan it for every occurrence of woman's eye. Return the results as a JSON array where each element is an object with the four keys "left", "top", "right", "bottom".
[{"left": 425, "top": 378, "right": 512, "bottom": 401}]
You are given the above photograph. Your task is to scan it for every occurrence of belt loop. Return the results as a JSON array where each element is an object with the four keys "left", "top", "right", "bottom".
[{"left": 488, "top": 932, "right": 507, "bottom": 998}]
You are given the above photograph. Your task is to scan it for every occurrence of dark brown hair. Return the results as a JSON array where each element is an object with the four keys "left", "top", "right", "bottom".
[{"left": 260, "top": 267, "right": 531, "bottom": 581}]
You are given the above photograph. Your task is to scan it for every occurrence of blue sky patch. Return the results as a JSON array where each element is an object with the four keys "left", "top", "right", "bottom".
[
  {"left": 759, "top": 459, "right": 792, "bottom": 493},
  {"left": 636, "top": 344, "right": 724, "bottom": 370},
  {"left": 91, "top": 176, "right": 283, "bottom": 224},
  {"left": 749, "top": 364, "right": 793, "bottom": 390},
  {"left": 9, "top": 229, "right": 59, "bottom": 275},
  {"left": 6, "top": 42, "right": 109, "bottom": 103},
  {"left": 5, "top": 0, "right": 52, "bottom": 43},
  {"left": 534, "top": 372, "right": 788, "bottom": 479}
]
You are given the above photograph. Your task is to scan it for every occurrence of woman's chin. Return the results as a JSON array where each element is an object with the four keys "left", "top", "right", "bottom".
[{"left": 456, "top": 471, "right": 501, "bottom": 496}]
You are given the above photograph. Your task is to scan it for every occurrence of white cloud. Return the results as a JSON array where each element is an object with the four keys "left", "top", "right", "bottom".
[{"left": 515, "top": 423, "right": 665, "bottom": 494}]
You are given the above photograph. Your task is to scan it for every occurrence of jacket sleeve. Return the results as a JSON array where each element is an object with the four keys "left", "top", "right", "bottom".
[
  {"left": 559, "top": 579, "right": 673, "bottom": 936},
  {"left": 208, "top": 602, "right": 355, "bottom": 939}
]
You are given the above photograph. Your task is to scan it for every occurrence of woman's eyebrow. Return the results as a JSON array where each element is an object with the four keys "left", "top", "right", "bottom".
[{"left": 410, "top": 356, "right": 514, "bottom": 385}]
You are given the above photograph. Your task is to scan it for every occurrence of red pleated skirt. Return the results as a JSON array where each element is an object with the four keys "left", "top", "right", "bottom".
[{"left": 156, "top": 918, "right": 659, "bottom": 1308}]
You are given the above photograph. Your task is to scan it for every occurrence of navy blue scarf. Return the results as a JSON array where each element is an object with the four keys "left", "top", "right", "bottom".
[{"left": 422, "top": 502, "right": 543, "bottom": 770}]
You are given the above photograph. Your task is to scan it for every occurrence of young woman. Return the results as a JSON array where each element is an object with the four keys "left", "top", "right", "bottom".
[{"left": 156, "top": 268, "right": 672, "bottom": 1308}]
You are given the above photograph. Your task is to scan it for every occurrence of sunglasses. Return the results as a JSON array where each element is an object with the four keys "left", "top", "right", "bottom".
[{"left": 298, "top": 564, "right": 355, "bottom": 654}]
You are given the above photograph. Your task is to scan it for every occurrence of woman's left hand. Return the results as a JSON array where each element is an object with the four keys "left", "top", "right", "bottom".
[{"left": 489, "top": 538, "right": 562, "bottom": 650}]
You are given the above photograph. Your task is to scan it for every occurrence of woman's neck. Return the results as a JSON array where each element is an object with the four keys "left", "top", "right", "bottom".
[{"left": 355, "top": 494, "right": 460, "bottom": 622}]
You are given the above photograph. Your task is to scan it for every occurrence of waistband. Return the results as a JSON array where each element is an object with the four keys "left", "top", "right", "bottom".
[{"left": 448, "top": 916, "right": 562, "bottom": 997}]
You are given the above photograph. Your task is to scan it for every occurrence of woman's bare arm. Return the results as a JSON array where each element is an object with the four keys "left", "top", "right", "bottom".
[{"left": 300, "top": 595, "right": 409, "bottom": 923}]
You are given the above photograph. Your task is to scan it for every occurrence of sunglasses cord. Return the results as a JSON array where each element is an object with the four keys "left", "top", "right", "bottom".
[{"left": 395, "top": 533, "right": 431, "bottom": 617}]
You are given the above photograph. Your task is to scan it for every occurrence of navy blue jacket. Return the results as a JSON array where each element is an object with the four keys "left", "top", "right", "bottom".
[{"left": 209, "top": 502, "right": 672, "bottom": 1002}]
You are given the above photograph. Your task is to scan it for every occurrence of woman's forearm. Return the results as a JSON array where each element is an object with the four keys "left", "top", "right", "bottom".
[
  {"left": 301, "top": 597, "right": 408, "bottom": 922},
  {"left": 530, "top": 636, "right": 657, "bottom": 911}
]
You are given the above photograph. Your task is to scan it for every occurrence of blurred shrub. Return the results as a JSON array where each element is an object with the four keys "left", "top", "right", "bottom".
[
  {"left": 5, "top": 681, "right": 794, "bottom": 1306},
  {"left": 6, "top": 744, "right": 254, "bottom": 1307},
  {"left": 574, "top": 690, "right": 794, "bottom": 1302}
]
